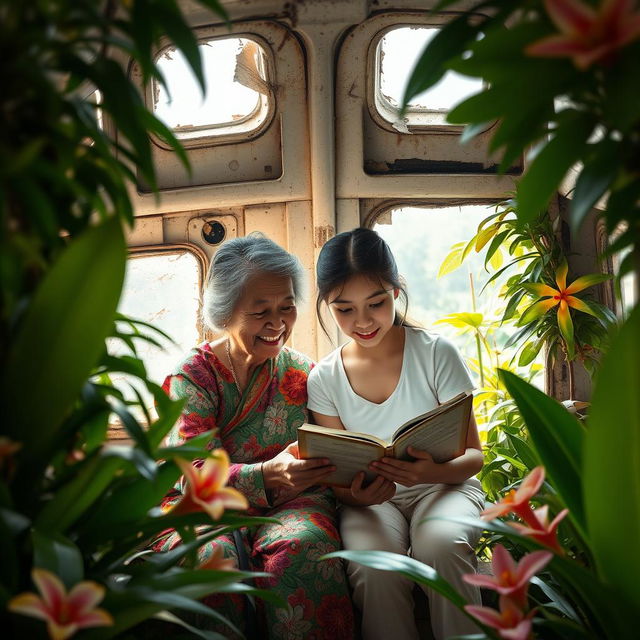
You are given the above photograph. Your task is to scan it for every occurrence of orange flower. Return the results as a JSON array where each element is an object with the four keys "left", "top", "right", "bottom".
[
  {"left": 508, "top": 505, "right": 569, "bottom": 554},
  {"left": 526, "top": 0, "right": 640, "bottom": 69},
  {"left": 520, "top": 260, "right": 610, "bottom": 354},
  {"left": 171, "top": 449, "right": 249, "bottom": 520},
  {"left": 199, "top": 545, "right": 237, "bottom": 571},
  {"left": 8, "top": 569, "right": 113, "bottom": 640},
  {"left": 482, "top": 466, "right": 545, "bottom": 526}
]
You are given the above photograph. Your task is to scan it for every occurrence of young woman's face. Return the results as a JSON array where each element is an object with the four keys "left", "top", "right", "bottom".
[
  {"left": 225, "top": 273, "right": 297, "bottom": 362},
  {"left": 327, "top": 274, "right": 398, "bottom": 348}
]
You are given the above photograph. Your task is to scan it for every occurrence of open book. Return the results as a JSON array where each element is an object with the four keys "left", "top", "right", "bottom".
[{"left": 298, "top": 391, "right": 473, "bottom": 488}]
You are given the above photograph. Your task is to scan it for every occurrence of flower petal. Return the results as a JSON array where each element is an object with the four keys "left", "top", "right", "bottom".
[
  {"left": 555, "top": 259, "right": 569, "bottom": 291},
  {"left": 492, "top": 544, "right": 517, "bottom": 579},
  {"left": 515, "top": 466, "right": 545, "bottom": 503},
  {"left": 564, "top": 273, "right": 611, "bottom": 294},
  {"left": 175, "top": 457, "right": 201, "bottom": 489},
  {"left": 464, "top": 604, "right": 506, "bottom": 629},
  {"left": 522, "top": 283, "right": 559, "bottom": 298},
  {"left": 7, "top": 593, "right": 50, "bottom": 621},
  {"left": 516, "top": 550, "right": 554, "bottom": 583},
  {"left": 76, "top": 608, "right": 114, "bottom": 629},
  {"left": 565, "top": 296, "right": 598, "bottom": 316},
  {"left": 500, "top": 618, "right": 534, "bottom": 640},
  {"left": 67, "top": 581, "right": 105, "bottom": 615},
  {"left": 481, "top": 502, "right": 512, "bottom": 521},
  {"left": 47, "top": 620, "right": 78, "bottom": 640},
  {"left": 544, "top": 0, "right": 596, "bottom": 35},
  {"left": 32, "top": 568, "right": 65, "bottom": 615},
  {"left": 463, "top": 573, "right": 500, "bottom": 589},
  {"left": 557, "top": 299, "right": 575, "bottom": 347},
  {"left": 218, "top": 487, "right": 249, "bottom": 511},
  {"left": 525, "top": 34, "right": 595, "bottom": 57},
  {"left": 520, "top": 298, "right": 559, "bottom": 324},
  {"left": 549, "top": 508, "right": 570, "bottom": 531}
]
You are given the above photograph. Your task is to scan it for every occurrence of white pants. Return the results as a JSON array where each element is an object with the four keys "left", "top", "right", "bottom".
[{"left": 339, "top": 479, "right": 485, "bottom": 640}]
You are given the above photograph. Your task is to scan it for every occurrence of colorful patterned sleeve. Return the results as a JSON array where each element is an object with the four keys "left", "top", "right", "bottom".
[{"left": 163, "top": 369, "right": 271, "bottom": 509}]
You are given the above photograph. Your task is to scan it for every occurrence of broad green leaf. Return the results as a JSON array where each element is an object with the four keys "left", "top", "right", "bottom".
[
  {"left": 32, "top": 530, "right": 83, "bottom": 588},
  {"left": 324, "top": 550, "right": 468, "bottom": 607},
  {"left": 518, "top": 340, "right": 544, "bottom": 366},
  {"left": 2, "top": 217, "right": 126, "bottom": 458},
  {"left": 517, "top": 113, "right": 595, "bottom": 224},
  {"left": 402, "top": 16, "right": 481, "bottom": 111},
  {"left": 584, "top": 306, "right": 640, "bottom": 611},
  {"left": 36, "top": 453, "right": 125, "bottom": 532},
  {"left": 570, "top": 140, "right": 620, "bottom": 234},
  {"left": 506, "top": 433, "right": 540, "bottom": 470},
  {"left": 152, "top": 611, "right": 228, "bottom": 640},
  {"left": 499, "top": 370, "right": 587, "bottom": 538}
]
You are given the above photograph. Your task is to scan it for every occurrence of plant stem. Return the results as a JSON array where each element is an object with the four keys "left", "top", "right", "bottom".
[{"left": 469, "top": 272, "right": 485, "bottom": 389}]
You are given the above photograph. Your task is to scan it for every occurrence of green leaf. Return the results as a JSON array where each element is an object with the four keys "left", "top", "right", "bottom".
[
  {"left": 401, "top": 15, "right": 481, "bottom": 112},
  {"left": 152, "top": 611, "right": 228, "bottom": 640},
  {"left": 517, "top": 113, "right": 595, "bottom": 224},
  {"left": 35, "top": 453, "right": 125, "bottom": 533},
  {"left": 570, "top": 139, "right": 620, "bottom": 234},
  {"left": 584, "top": 305, "right": 640, "bottom": 611},
  {"left": 32, "top": 531, "right": 83, "bottom": 588},
  {"left": 506, "top": 433, "right": 540, "bottom": 470},
  {"left": 437, "top": 242, "right": 466, "bottom": 277},
  {"left": 2, "top": 217, "right": 126, "bottom": 458},
  {"left": 518, "top": 340, "right": 544, "bottom": 366},
  {"left": 324, "top": 550, "right": 468, "bottom": 608},
  {"left": 498, "top": 370, "right": 587, "bottom": 538}
]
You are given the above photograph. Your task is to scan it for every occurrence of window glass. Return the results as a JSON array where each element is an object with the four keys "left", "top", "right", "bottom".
[
  {"left": 110, "top": 250, "right": 202, "bottom": 424},
  {"left": 373, "top": 206, "right": 544, "bottom": 388},
  {"left": 154, "top": 37, "right": 270, "bottom": 139},
  {"left": 376, "top": 27, "right": 482, "bottom": 126}
]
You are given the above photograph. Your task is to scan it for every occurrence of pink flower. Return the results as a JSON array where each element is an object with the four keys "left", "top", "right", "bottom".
[
  {"left": 508, "top": 505, "right": 569, "bottom": 554},
  {"left": 171, "top": 449, "right": 249, "bottom": 520},
  {"left": 464, "top": 545, "right": 552, "bottom": 608},
  {"left": 8, "top": 569, "right": 113, "bottom": 640},
  {"left": 526, "top": 0, "right": 640, "bottom": 69},
  {"left": 465, "top": 595, "right": 535, "bottom": 640},
  {"left": 482, "top": 467, "right": 545, "bottom": 527}
]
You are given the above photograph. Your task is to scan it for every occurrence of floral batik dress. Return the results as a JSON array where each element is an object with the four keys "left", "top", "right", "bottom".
[{"left": 156, "top": 343, "right": 355, "bottom": 640}]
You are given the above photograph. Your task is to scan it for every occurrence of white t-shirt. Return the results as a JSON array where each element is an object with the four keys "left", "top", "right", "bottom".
[{"left": 307, "top": 327, "right": 474, "bottom": 442}]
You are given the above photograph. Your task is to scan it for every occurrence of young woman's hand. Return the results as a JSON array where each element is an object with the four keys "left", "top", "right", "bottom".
[
  {"left": 335, "top": 472, "right": 396, "bottom": 506},
  {"left": 262, "top": 442, "right": 336, "bottom": 493},
  {"left": 369, "top": 446, "right": 443, "bottom": 486}
]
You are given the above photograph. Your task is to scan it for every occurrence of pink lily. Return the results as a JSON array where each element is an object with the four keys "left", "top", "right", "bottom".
[
  {"left": 520, "top": 260, "right": 610, "bottom": 355},
  {"left": 465, "top": 595, "right": 535, "bottom": 640},
  {"left": 526, "top": 0, "right": 640, "bottom": 70},
  {"left": 171, "top": 449, "right": 248, "bottom": 520},
  {"left": 8, "top": 569, "right": 113, "bottom": 640},
  {"left": 508, "top": 505, "right": 569, "bottom": 554},
  {"left": 482, "top": 466, "right": 545, "bottom": 527},
  {"left": 464, "top": 545, "right": 552, "bottom": 608}
]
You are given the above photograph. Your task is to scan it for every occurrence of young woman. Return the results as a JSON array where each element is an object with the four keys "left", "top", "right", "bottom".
[{"left": 307, "top": 227, "right": 485, "bottom": 640}]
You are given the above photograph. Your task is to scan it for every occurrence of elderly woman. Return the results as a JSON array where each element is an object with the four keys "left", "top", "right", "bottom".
[{"left": 155, "top": 233, "right": 354, "bottom": 639}]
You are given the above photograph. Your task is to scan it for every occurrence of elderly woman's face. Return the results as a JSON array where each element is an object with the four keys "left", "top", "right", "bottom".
[{"left": 226, "top": 273, "right": 297, "bottom": 361}]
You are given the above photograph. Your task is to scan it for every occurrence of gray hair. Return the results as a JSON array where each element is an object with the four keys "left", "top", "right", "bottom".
[{"left": 202, "top": 232, "right": 306, "bottom": 331}]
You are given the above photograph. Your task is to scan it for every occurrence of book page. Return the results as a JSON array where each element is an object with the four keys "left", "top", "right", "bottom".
[
  {"left": 298, "top": 429, "right": 384, "bottom": 487},
  {"left": 392, "top": 399, "right": 470, "bottom": 463}
]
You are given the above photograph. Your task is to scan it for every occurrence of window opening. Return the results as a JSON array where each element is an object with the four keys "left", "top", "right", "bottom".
[
  {"left": 376, "top": 27, "right": 482, "bottom": 129},
  {"left": 153, "top": 37, "right": 271, "bottom": 141},
  {"left": 373, "top": 205, "right": 544, "bottom": 390},
  {"left": 109, "top": 249, "right": 202, "bottom": 431}
]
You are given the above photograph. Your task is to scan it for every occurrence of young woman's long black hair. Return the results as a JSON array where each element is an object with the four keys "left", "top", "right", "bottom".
[{"left": 315, "top": 227, "right": 411, "bottom": 336}]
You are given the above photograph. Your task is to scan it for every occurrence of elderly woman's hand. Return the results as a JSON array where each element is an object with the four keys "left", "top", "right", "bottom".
[{"left": 262, "top": 442, "right": 336, "bottom": 493}]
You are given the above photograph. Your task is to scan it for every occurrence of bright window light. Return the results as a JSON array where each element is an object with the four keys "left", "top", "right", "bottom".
[
  {"left": 376, "top": 27, "right": 482, "bottom": 126},
  {"left": 110, "top": 250, "right": 202, "bottom": 425},
  {"left": 154, "top": 37, "right": 270, "bottom": 140}
]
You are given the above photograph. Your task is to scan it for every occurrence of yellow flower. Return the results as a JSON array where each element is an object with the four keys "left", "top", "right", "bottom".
[{"left": 521, "top": 260, "right": 610, "bottom": 350}]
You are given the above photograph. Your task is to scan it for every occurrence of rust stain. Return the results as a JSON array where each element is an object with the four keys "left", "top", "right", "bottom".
[{"left": 314, "top": 224, "right": 335, "bottom": 248}]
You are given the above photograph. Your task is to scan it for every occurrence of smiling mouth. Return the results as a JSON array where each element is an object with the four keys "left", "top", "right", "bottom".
[
  {"left": 258, "top": 333, "right": 283, "bottom": 344},
  {"left": 354, "top": 328, "right": 379, "bottom": 340}
]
